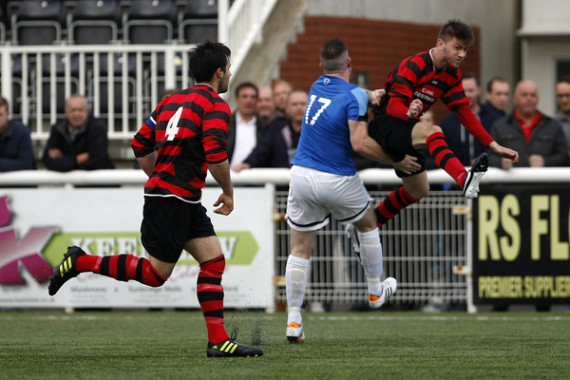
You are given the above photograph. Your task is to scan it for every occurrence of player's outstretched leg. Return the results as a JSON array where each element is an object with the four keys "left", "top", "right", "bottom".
[
  {"left": 368, "top": 277, "right": 398, "bottom": 309},
  {"left": 48, "top": 246, "right": 86, "bottom": 296},
  {"left": 48, "top": 246, "right": 167, "bottom": 296},
  {"left": 462, "top": 153, "right": 489, "bottom": 198}
]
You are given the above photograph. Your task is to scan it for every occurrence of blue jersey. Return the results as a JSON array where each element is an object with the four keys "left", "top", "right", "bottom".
[{"left": 291, "top": 75, "right": 368, "bottom": 175}]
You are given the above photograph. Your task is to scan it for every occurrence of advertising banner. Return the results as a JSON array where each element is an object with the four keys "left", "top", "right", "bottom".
[
  {"left": 0, "top": 186, "right": 275, "bottom": 309},
  {"left": 473, "top": 185, "right": 570, "bottom": 305}
]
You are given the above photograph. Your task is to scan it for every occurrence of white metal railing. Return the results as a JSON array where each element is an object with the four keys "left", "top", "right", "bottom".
[
  {"left": 0, "top": 0, "right": 275, "bottom": 142},
  {"left": 1, "top": 167, "right": 569, "bottom": 186},
  {"left": 0, "top": 45, "right": 195, "bottom": 141},
  {"left": 225, "top": 0, "right": 278, "bottom": 75}
]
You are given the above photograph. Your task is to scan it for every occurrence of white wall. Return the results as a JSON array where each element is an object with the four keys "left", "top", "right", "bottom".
[{"left": 519, "top": 0, "right": 570, "bottom": 115}]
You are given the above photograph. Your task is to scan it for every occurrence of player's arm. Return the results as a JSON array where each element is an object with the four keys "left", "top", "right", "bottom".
[
  {"left": 349, "top": 120, "right": 420, "bottom": 174},
  {"left": 203, "top": 101, "right": 234, "bottom": 215},
  {"left": 208, "top": 159, "right": 234, "bottom": 216},
  {"left": 386, "top": 59, "right": 421, "bottom": 120},
  {"left": 455, "top": 104, "right": 519, "bottom": 162},
  {"left": 132, "top": 114, "right": 158, "bottom": 176},
  {"left": 137, "top": 152, "right": 156, "bottom": 177}
]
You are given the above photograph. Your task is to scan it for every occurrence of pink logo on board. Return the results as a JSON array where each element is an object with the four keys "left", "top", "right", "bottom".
[{"left": 0, "top": 195, "right": 58, "bottom": 285}]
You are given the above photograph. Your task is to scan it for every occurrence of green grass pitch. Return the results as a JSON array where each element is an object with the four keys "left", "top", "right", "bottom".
[{"left": 1, "top": 310, "right": 569, "bottom": 379}]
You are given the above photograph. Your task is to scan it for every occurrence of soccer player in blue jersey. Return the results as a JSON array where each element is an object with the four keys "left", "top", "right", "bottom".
[{"left": 285, "top": 38, "right": 418, "bottom": 343}]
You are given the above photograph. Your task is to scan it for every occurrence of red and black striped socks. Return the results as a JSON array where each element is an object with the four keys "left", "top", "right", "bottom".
[
  {"left": 76, "top": 254, "right": 166, "bottom": 287},
  {"left": 426, "top": 132, "right": 467, "bottom": 187},
  {"left": 197, "top": 254, "right": 229, "bottom": 344},
  {"left": 375, "top": 186, "right": 417, "bottom": 228}
]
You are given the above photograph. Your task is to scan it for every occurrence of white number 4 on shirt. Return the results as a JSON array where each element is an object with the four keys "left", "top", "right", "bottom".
[{"left": 165, "top": 107, "right": 183, "bottom": 141}]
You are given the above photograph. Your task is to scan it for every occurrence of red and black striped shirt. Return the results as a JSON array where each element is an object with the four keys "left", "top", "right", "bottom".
[
  {"left": 131, "top": 85, "right": 231, "bottom": 202},
  {"left": 377, "top": 50, "right": 493, "bottom": 146}
]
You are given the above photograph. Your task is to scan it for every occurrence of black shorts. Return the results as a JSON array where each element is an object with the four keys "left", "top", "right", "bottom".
[
  {"left": 140, "top": 196, "right": 216, "bottom": 263},
  {"left": 368, "top": 113, "right": 426, "bottom": 178}
]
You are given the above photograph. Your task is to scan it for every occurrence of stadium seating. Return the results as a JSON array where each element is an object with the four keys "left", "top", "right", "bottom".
[
  {"left": 123, "top": 0, "right": 176, "bottom": 44},
  {"left": 178, "top": 0, "right": 218, "bottom": 44},
  {"left": 10, "top": 0, "right": 64, "bottom": 45},
  {"left": 69, "top": 0, "right": 120, "bottom": 45}
]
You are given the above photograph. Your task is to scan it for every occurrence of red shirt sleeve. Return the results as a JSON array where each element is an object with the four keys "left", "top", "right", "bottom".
[
  {"left": 202, "top": 101, "right": 231, "bottom": 164},
  {"left": 385, "top": 56, "right": 425, "bottom": 120},
  {"left": 455, "top": 104, "right": 494, "bottom": 146}
]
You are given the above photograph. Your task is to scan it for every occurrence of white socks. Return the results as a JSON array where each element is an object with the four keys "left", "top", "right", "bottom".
[
  {"left": 356, "top": 228, "right": 384, "bottom": 295},
  {"left": 285, "top": 255, "right": 309, "bottom": 325}
]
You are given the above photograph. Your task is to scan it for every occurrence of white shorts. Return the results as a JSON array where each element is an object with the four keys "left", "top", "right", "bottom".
[{"left": 286, "top": 165, "right": 372, "bottom": 232}]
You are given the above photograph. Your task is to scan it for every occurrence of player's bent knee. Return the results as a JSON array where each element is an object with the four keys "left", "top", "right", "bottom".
[{"left": 428, "top": 124, "right": 443, "bottom": 135}]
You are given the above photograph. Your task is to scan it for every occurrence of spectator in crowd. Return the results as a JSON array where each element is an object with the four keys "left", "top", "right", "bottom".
[
  {"left": 42, "top": 94, "right": 114, "bottom": 172},
  {"left": 482, "top": 76, "right": 510, "bottom": 121},
  {"left": 489, "top": 79, "right": 569, "bottom": 169},
  {"left": 272, "top": 78, "right": 292, "bottom": 119},
  {"left": 554, "top": 76, "right": 570, "bottom": 148},
  {"left": 0, "top": 96, "right": 35, "bottom": 172},
  {"left": 234, "top": 89, "right": 308, "bottom": 171},
  {"left": 228, "top": 81, "right": 266, "bottom": 170},
  {"left": 440, "top": 72, "right": 483, "bottom": 165},
  {"left": 256, "top": 85, "right": 278, "bottom": 126}
]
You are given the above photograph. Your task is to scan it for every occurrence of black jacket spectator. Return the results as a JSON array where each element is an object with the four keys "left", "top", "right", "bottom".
[{"left": 42, "top": 114, "right": 114, "bottom": 172}]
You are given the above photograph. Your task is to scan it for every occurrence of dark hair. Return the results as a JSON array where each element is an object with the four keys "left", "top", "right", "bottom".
[
  {"left": 0, "top": 96, "right": 8, "bottom": 110},
  {"left": 234, "top": 81, "right": 258, "bottom": 98},
  {"left": 189, "top": 41, "right": 231, "bottom": 83},
  {"left": 557, "top": 75, "right": 570, "bottom": 85},
  {"left": 486, "top": 76, "right": 508, "bottom": 93},
  {"left": 320, "top": 38, "right": 348, "bottom": 73},
  {"left": 438, "top": 19, "right": 474, "bottom": 47},
  {"left": 462, "top": 71, "right": 479, "bottom": 86}
]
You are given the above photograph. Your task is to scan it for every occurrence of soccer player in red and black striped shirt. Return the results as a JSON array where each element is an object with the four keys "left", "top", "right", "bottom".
[
  {"left": 48, "top": 41, "right": 262, "bottom": 358},
  {"left": 369, "top": 19, "right": 518, "bottom": 229}
]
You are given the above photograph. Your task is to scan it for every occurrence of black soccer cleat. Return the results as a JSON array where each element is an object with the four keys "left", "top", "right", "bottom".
[
  {"left": 48, "top": 246, "right": 86, "bottom": 296},
  {"left": 206, "top": 339, "right": 263, "bottom": 358},
  {"left": 463, "top": 153, "right": 489, "bottom": 199}
]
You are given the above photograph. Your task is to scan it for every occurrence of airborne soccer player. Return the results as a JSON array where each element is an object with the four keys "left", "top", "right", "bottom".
[
  {"left": 48, "top": 41, "right": 263, "bottom": 358},
  {"left": 368, "top": 19, "right": 519, "bottom": 229}
]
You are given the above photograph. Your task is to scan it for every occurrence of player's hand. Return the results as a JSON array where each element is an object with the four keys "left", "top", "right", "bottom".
[
  {"left": 406, "top": 99, "right": 423, "bottom": 119},
  {"left": 393, "top": 154, "right": 421, "bottom": 175},
  {"left": 213, "top": 193, "right": 234, "bottom": 216},
  {"left": 489, "top": 141, "right": 519, "bottom": 163},
  {"left": 367, "top": 89, "right": 385, "bottom": 106}
]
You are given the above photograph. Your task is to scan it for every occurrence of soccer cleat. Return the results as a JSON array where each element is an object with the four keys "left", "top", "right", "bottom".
[
  {"left": 206, "top": 339, "right": 263, "bottom": 358},
  {"left": 368, "top": 277, "right": 397, "bottom": 309},
  {"left": 286, "top": 322, "right": 305, "bottom": 343},
  {"left": 462, "top": 153, "right": 489, "bottom": 199},
  {"left": 48, "top": 246, "right": 86, "bottom": 296}
]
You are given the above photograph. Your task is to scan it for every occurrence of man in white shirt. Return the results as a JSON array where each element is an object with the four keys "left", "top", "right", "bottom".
[{"left": 228, "top": 81, "right": 267, "bottom": 170}]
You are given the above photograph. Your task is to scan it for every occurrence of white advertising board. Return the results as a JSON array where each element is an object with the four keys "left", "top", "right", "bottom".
[{"left": 0, "top": 186, "right": 275, "bottom": 310}]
